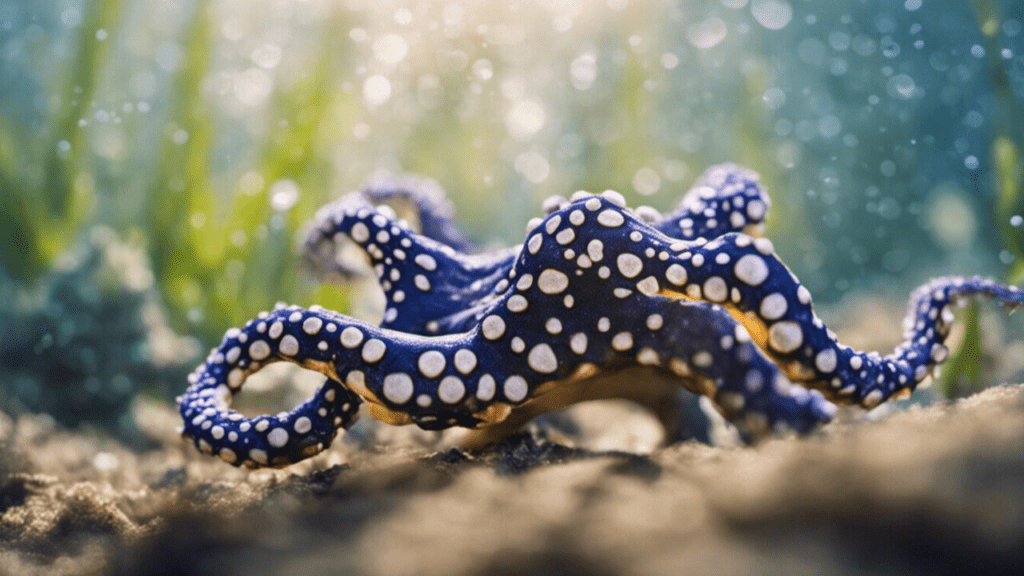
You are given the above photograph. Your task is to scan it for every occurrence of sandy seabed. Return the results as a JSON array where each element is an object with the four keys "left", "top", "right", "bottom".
[{"left": 1, "top": 384, "right": 1023, "bottom": 576}]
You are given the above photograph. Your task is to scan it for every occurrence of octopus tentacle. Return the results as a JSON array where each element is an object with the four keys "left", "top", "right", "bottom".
[
  {"left": 178, "top": 306, "right": 366, "bottom": 468},
  {"left": 530, "top": 197, "right": 1024, "bottom": 408},
  {"left": 653, "top": 163, "right": 770, "bottom": 240},
  {"left": 360, "top": 172, "right": 477, "bottom": 252}
]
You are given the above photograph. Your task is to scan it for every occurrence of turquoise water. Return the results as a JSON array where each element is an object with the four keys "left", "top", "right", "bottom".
[{"left": 1, "top": 0, "right": 1023, "bottom": 434}]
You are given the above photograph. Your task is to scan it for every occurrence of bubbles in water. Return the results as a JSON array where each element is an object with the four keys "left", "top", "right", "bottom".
[
  {"left": 762, "top": 87, "right": 786, "bottom": 109},
  {"left": 363, "top": 75, "right": 392, "bottom": 106},
  {"left": 964, "top": 155, "right": 979, "bottom": 169},
  {"left": 269, "top": 179, "right": 300, "bottom": 211},
  {"left": 904, "top": 0, "right": 922, "bottom": 11},
  {"left": 880, "top": 160, "right": 897, "bottom": 177},
  {"left": 234, "top": 68, "right": 273, "bottom": 107},
  {"left": 721, "top": 0, "right": 749, "bottom": 8},
  {"left": 632, "top": 167, "right": 661, "bottom": 196},
  {"left": 472, "top": 59, "right": 493, "bottom": 81},
  {"left": 687, "top": 17, "right": 727, "bottom": 49},
  {"left": 506, "top": 99, "right": 546, "bottom": 139},
  {"left": 570, "top": 52, "right": 597, "bottom": 90},
  {"left": 239, "top": 171, "right": 264, "bottom": 196},
  {"left": 1010, "top": 215, "right": 1022, "bottom": 227},
  {"left": 60, "top": 7, "right": 82, "bottom": 28},
  {"left": 660, "top": 52, "right": 679, "bottom": 69},
  {"left": 514, "top": 152, "right": 550, "bottom": 183},
  {"left": 751, "top": 0, "right": 793, "bottom": 31},
  {"left": 95, "top": 28, "right": 108, "bottom": 41},
  {"left": 172, "top": 129, "right": 189, "bottom": 145},
  {"left": 887, "top": 74, "right": 915, "bottom": 99},
  {"left": 373, "top": 34, "right": 409, "bottom": 64},
  {"left": 251, "top": 44, "right": 282, "bottom": 69},
  {"left": 817, "top": 115, "right": 841, "bottom": 138}
]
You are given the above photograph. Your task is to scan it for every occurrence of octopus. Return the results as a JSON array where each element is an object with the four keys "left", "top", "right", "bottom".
[{"left": 178, "top": 164, "right": 1024, "bottom": 468}]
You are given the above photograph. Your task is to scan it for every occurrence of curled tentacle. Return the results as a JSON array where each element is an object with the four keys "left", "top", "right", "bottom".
[{"left": 654, "top": 163, "right": 770, "bottom": 240}]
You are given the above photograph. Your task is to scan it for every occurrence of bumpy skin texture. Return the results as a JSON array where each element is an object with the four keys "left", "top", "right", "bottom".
[{"left": 178, "top": 165, "right": 1024, "bottom": 468}]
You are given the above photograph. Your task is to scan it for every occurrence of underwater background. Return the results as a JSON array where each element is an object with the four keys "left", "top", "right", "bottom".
[{"left": 2, "top": 0, "right": 1024, "bottom": 440}]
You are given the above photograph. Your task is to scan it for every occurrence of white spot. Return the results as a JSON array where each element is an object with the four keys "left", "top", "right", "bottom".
[
  {"left": 211, "top": 425, "right": 225, "bottom": 440},
  {"left": 545, "top": 215, "right": 562, "bottom": 234},
  {"left": 511, "top": 337, "right": 526, "bottom": 353},
  {"left": 598, "top": 267, "right": 611, "bottom": 279},
  {"left": 815, "top": 348, "right": 838, "bottom": 373},
  {"left": 414, "top": 254, "right": 437, "bottom": 271},
  {"left": 351, "top": 222, "right": 370, "bottom": 242},
  {"left": 797, "top": 285, "right": 812, "bottom": 304},
  {"left": 693, "top": 351, "right": 713, "bottom": 368},
  {"left": 267, "top": 428, "right": 289, "bottom": 448},
  {"left": 362, "top": 339, "right": 387, "bottom": 363},
  {"left": 585, "top": 197, "right": 602, "bottom": 211},
  {"left": 341, "top": 327, "right": 364, "bottom": 348},
  {"left": 556, "top": 228, "right": 576, "bottom": 246},
  {"left": 601, "top": 190, "right": 626, "bottom": 207},
  {"left": 546, "top": 318, "right": 563, "bottom": 334},
  {"left": 279, "top": 335, "right": 300, "bottom": 356},
  {"left": 527, "top": 343, "right": 559, "bottom": 374},
  {"left": 394, "top": 290, "right": 406, "bottom": 303},
  {"left": 598, "top": 317, "right": 610, "bottom": 332},
  {"left": 476, "top": 374, "right": 496, "bottom": 401},
  {"left": 255, "top": 420, "right": 270, "bottom": 432},
  {"left": 612, "top": 331, "right": 634, "bottom": 351},
  {"left": 249, "top": 340, "right": 271, "bottom": 361},
  {"left": 614, "top": 288, "right": 633, "bottom": 298},
  {"left": 617, "top": 253, "right": 644, "bottom": 278},
  {"left": 504, "top": 376, "right": 529, "bottom": 402},
  {"left": 759, "top": 293, "right": 788, "bottom": 320},
  {"left": 569, "top": 210, "right": 585, "bottom": 225},
  {"left": 691, "top": 254, "right": 704, "bottom": 267},
  {"left": 734, "top": 254, "right": 769, "bottom": 286},
  {"left": 570, "top": 333, "right": 588, "bottom": 354},
  {"left": 482, "top": 315, "right": 506, "bottom": 340},
  {"left": 294, "top": 416, "right": 312, "bottom": 434},
  {"left": 528, "top": 234, "right": 543, "bottom": 254},
  {"left": 564, "top": 295, "right": 575, "bottom": 308},
  {"left": 636, "top": 276, "right": 660, "bottom": 296},
  {"left": 538, "top": 269, "right": 570, "bottom": 294},
  {"left": 646, "top": 314, "right": 664, "bottom": 330},
  {"left": 863, "top": 389, "right": 883, "bottom": 408},
  {"left": 219, "top": 448, "right": 237, "bottom": 464},
  {"left": 446, "top": 349, "right": 476, "bottom": 376},
  {"left": 415, "top": 275, "right": 431, "bottom": 291},
  {"left": 302, "top": 317, "right": 323, "bottom": 335},
  {"left": 747, "top": 199, "right": 767, "bottom": 220},
  {"left": 666, "top": 264, "right": 688, "bottom": 285},
  {"left": 516, "top": 274, "right": 535, "bottom": 291},
  {"left": 597, "top": 210, "right": 625, "bottom": 227},
  {"left": 507, "top": 295, "right": 529, "bottom": 312},
  {"left": 226, "top": 347, "right": 241, "bottom": 364},
  {"left": 715, "top": 253, "right": 730, "bottom": 265},
  {"left": 438, "top": 376, "right": 465, "bottom": 403},
  {"left": 383, "top": 373, "right": 414, "bottom": 403},
  {"left": 703, "top": 277, "right": 728, "bottom": 302},
  {"left": 587, "top": 239, "right": 604, "bottom": 262},
  {"left": 269, "top": 321, "right": 284, "bottom": 339},
  {"left": 754, "top": 238, "right": 774, "bottom": 255},
  {"left": 418, "top": 351, "right": 446, "bottom": 378},
  {"left": 249, "top": 449, "right": 269, "bottom": 465},
  {"left": 768, "top": 321, "right": 803, "bottom": 353},
  {"left": 417, "top": 394, "right": 432, "bottom": 408},
  {"left": 637, "top": 348, "right": 660, "bottom": 365}
]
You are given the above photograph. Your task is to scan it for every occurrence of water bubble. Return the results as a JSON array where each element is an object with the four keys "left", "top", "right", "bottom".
[
  {"left": 964, "top": 155, "right": 979, "bottom": 169},
  {"left": 234, "top": 68, "right": 273, "bottom": 107},
  {"left": 394, "top": 8, "right": 412, "bottom": 25},
  {"left": 904, "top": 0, "right": 922, "bottom": 10},
  {"left": 570, "top": 52, "right": 597, "bottom": 90},
  {"left": 1009, "top": 215, "right": 1022, "bottom": 227},
  {"left": 829, "top": 31, "right": 851, "bottom": 51},
  {"left": 687, "top": 17, "right": 727, "bottom": 49},
  {"left": 514, "top": 152, "right": 550, "bottom": 183},
  {"left": 362, "top": 75, "right": 392, "bottom": 106},
  {"left": 762, "top": 87, "right": 786, "bottom": 109},
  {"left": 95, "top": 29, "right": 108, "bottom": 41},
  {"left": 172, "top": 129, "right": 189, "bottom": 145},
  {"left": 633, "top": 167, "right": 661, "bottom": 196},
  {"left": 880, "top": 160, "right": 897, "bottom": 177},
  {"left": 506, "top": 99, "right": 545, "bottom": 139},
  {"left": 239, "top": 171, "right": 264, "bottom": 196},
  {"left": 751, "top": 0, "right": 793, "bottom": 31},
  {"left": 251, "top": 44, "right": 282, "bottom": 69},
  {"left": 817, "top": 115, "right": 841, "bottom": 138},
  {"left": 880, "top": 36, "right": 900, "bottom": 58},
  {"left": 721, "top": 0, "right": 749, "bottom": 7},
  {"left": 1001, "top": 48, "right": 1013, "bottom": 59},
  {"left": 1000, "top": 250, "right": 1016, "bottom": 265},
  {"left": 373, "top": 34, "right": 408, "bottom": 64},
  {"left": 472, "top": 59, "right": 493, "bottom": 81},
  {"left": 269, "top": 179, "right": 300, "bottom": 211},
  {"left": 971, "top": 44, "right": 985, "bottom": 58},
  {"left": 851, "top": 35, "right": 876, "bottom": 56},
  {"left": 963, "top": 110, "right": 983, "bottom": 128},
  {"left": 61, "top": 8, "right": 82, "bottom": 28},
  {"left": 660, "top": 52, "right": 679, "bottom": 69},
  {"left": 887, "top": 74, "right": 915, "bottom": 99}
]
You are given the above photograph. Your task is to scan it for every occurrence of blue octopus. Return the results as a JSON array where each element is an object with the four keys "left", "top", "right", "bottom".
[{"left": 178, "top": 165, "right": 1024, "bottom": 468}]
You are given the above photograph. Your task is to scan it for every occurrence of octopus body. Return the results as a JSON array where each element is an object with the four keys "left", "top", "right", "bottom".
[{"left": 178, "top": 165, "right": 1024, "bottom": 468}]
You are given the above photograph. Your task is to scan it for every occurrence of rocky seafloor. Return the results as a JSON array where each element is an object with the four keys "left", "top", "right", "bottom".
[{"left": 2, "top": 382, "right": 1024, "bottom": 576}]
